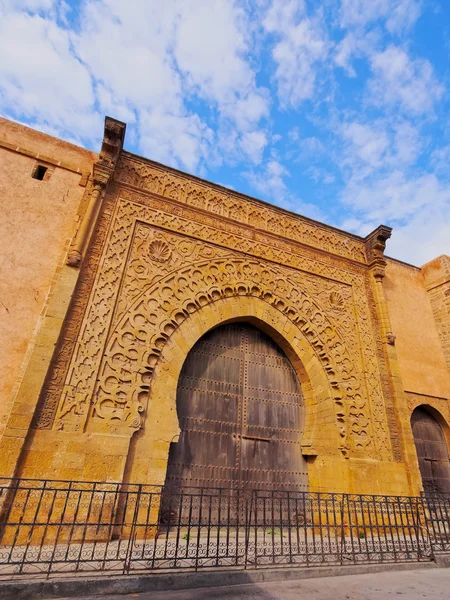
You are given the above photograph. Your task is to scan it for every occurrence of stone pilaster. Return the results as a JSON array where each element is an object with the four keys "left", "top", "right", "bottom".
[
  {"left": 67, "top": 117, "right": 126, "bottom": 267},
  {"left": 364, "top": 226, "right": 422, "bottom": 494}
]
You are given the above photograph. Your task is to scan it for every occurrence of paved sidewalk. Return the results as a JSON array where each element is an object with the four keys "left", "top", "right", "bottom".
[{"left": 70, "top": 568, "right": 450, "bottom": 599}]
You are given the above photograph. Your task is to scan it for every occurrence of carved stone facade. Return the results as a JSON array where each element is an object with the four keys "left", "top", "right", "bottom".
[{"left": 1, "top": 117, "right": 449, "bottom": 496}]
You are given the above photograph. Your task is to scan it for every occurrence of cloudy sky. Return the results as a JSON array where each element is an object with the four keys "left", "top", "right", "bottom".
[{"left": 1, "top": 0, "right": 449, "bottom": 265}]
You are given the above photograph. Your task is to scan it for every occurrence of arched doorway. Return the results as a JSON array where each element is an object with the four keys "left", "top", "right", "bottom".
[
  {"left": 411, "top": 407, "right": 450, "bottom": 495},
  {"left": 164, "top": 322, "right": 308, "bottom": 491}
]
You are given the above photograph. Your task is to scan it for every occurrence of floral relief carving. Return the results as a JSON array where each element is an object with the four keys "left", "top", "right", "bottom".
[{"left": 32, "top": 189, "right": 120, "bottom": 430}]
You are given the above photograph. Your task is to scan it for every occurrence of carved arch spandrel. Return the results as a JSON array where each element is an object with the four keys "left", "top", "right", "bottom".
[
  {"left": 124, "top": 297, "right": 340, "bottom": 486},
  {"left": 79, "top": 256, "right": 380, "bottom": 459}
]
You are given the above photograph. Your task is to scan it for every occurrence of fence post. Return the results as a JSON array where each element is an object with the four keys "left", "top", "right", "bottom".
[
  {"left": 244, "top": 489, "right": 255, "bottom": 570},
  {"left": 339, "top": 494, "right": 346, "bottom": 565},
  {"left": 123, "top": 484, "right": 142, "bottom": 575},
  {"left": 0, "top": 478, "right": 21, "bottom": 542}
]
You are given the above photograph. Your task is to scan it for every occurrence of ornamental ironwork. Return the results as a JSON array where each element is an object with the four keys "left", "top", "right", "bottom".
[{"left": 1, "top": 478, "right": 449, "bottom": 578}]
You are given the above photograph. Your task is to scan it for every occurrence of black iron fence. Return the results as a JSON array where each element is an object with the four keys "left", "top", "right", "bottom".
[{"left": 0, "top": 478, "right": 449, "bottom": 578}]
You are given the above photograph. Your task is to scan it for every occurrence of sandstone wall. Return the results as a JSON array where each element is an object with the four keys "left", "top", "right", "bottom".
[
  {"left": 0, "top": 118, "right": 96, "bottom": 433},
  {"left": 2, "top": 116, "right": 447, "bottom": 497},
  {"left": 384, "top": 258, "right": 450, "bottom": 406},
  {"left": 422, "top": 255, "right": 450, "bottom": 373},
  {"left": 6, "top": 146, "right": 422, "bottom": 496}
]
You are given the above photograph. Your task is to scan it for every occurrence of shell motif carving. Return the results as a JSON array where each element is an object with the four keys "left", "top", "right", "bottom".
[
  {"left": 330, "top": 291, "right": 344, "bottom": 309},
  {"left": 148, "top": 240, "right": 172, "bottom": 263}
]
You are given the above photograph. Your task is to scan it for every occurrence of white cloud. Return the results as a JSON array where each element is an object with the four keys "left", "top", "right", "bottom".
[
  {"left": 0, "top": 0, "right": 448, "bottom": 266},
  {"left": 0, "top": 11, "right": 98, "bottom": 142},
  {"left": 341, "top": 122, "right": 390, "bottom": 170},
  {"left": 138, "top": 110, "right": 214, "bottom": 173},
  {"left": 339, "top": 0, "right": 422, "bottom": 34},
  {"left": 0, "top": 0, "right": 269, "bottom": 170},
  {"left": 173, "top": 0, "right": 269, "bottom": 131},
  {"left": 334, "top": 33, "right": 358, "bottom": 76},
  {"left": 174, "top": 0, "right": 249, "bottom": 99},
  {"left": 431, "top": 145, "right": 450, "bottom": 177},
  {"left": 263, "top": 0, "right": 329, "bottom": 107},
  {"left": 75, "top": 0, "right": 269, "bottom": 166},
  {"left": 338, "top": 119, "right": 450, "bottom": 264},
  {"left": 239, "top": 130, "right": 268, "bottom": 164},
  {"left": 244, "top": 153, "right": 325, "bottom": 220},
  {"left": 2, "top": 0, "right": 56, "bottom": 11},
  {"left": 387, "top": 210, "right": 450, "bottom": 266},
  {"left": 368, "top": 46, "right": 444, "bottom": 115},
  {"left": 290, "top": 135, "right": 326, "bottom": 165},
  {"left": 393, "top": 121, "right": 422, "bottom": 165},
  {"left": 334, "top": 30, "right": 380, "bottom": 76},
  {"left": 288, "top": 127, "right": 300, "bottom": 141},
  {"left": 346, "top": 171, "right": 450, "bottom": 266},
  {"left": 245, "top": 157, "right": 290, "bottom": 203},
  {"left": 335, "top": 1, "right": 423, "bottom": 78},
  {"left": 300, "top": 136, "right": 325, "bottom": 156},
  {"left": 338, "top": 118, "right": 423, "bottom": 182},
  {"left": 335, "top": 114, "right": 450, "bottom": 264},
  {"left": 343, "top": 170, "right": 446, "bottom": 222}
]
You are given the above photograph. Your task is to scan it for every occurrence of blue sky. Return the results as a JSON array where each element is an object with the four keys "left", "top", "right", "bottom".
[{"left": 1, "top": 0, "right": 449, "bottom": 265}]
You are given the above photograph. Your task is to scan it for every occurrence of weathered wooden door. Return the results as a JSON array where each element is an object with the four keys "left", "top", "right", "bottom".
[
  {"left": 411, "top": 407, "right": 450, "bottom": 495},
  {"left": 164, "top": 322, "right": 308, "bottom": 491}
]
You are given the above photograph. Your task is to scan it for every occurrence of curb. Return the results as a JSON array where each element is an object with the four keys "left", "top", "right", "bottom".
[{"left": 0, "top": 560, "right": 439, "bottom": 599}]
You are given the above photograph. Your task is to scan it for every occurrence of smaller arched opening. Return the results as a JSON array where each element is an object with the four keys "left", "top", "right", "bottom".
[{"left": 411, "top": 406, "right": 450, "bottom": 496}]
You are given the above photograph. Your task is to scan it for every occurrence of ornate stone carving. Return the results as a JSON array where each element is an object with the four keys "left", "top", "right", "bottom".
[
  {"left": 387, "top": 332, "right": 396, "bottom": 345},
  {"left": 364, "top": 225, "right": 392, "bottom": 281},
  {"left": 34, "top": 180, "right": 395, "bottom": 463},
  {"left": 66, "top": 249, "right": 82, "bottom": 268},
  {"left": 148, "top": 240, "right": 171, "bottom": 263},
  {"left": 330, "top": 291, "right": 344, "bottom": 310},
  {"left": 66, "top": 118, "right": 126, "bottom": 268},
  {"left": 406, "top": 392, "right": 450, "bottom": 425},
  {"left": 32, "top": 188, "right": 119, "bottom": 429},
  {"left": 98, "top": 117, "right": 127, "bottom": 170},
  {"left": 115, "top": 156, "right": 367, "bottom": 264}
]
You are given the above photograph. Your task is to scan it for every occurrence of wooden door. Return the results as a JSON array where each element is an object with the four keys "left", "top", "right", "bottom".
[
  {"left": 411, "top": 407, "right": 450, "bottom": 495},
  {"left": 164, "top": 322, "right": 308, "bottom": 491}
]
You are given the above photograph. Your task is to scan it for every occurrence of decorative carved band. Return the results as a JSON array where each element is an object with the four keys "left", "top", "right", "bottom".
[{"left": 115, "top": 155, "right": 367, "bottom": 264}]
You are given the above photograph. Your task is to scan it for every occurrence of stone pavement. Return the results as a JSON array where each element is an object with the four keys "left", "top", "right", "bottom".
[{"left": 68, "top": 568, "right": 450, "bottom": 599}]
